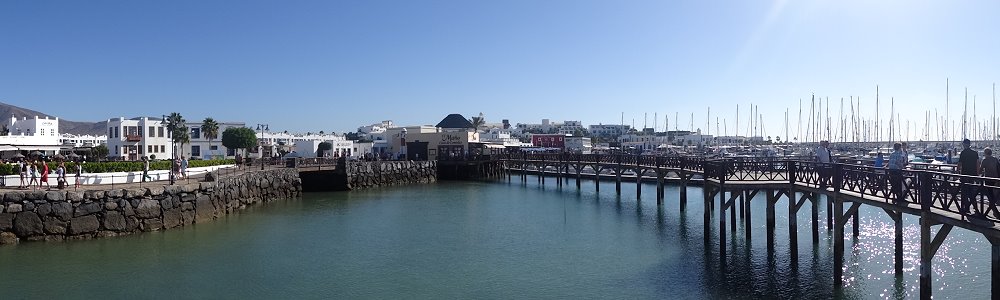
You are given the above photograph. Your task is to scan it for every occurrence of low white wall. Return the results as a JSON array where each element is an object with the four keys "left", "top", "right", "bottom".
[{"left": 0, "top": 165, "right": 237, "bottom": 187}]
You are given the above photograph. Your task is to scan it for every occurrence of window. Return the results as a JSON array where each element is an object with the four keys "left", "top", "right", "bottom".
[
  {"left": 227, "top": 148, "right": 236, "bottom": 156},
  {"left": 191, "top": 128, "right": 201, "bottom": 139},
  {"left": 158, "top": 126, "right": 164, "bottom": 137},
  {"left": 114, "top": 147, "right": 119, "bottom": 155},
  {"left": 109, "top": 127, "right": 114, "bottom": 137},
  {"left": 160, "top": 145, "right": 165, "bottom": 153},
  {"left": 138, "top": 146, "right": 144, "bottom": 154},
  {"left": 191, "top": 145, "right": 201, "bottom": 157},
  {"left": 114, "top": 127, "right": 119, "bottom": 138},
  {"left": 210, "top": 145, "right": 218, "bottom": 150},
  {"left": 137, "top": 126, "right": 143, "bottom": 137},
  {"left": 50, "top": 129, "right": 55, "bottom": 136},
  {"left": 149, "top": 126, "right": 155, "bottom": 137},
  {"left": 148, "top": 145, "right": 153, "bottom": 153}
]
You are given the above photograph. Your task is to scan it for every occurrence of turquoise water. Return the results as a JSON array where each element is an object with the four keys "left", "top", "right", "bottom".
[{"left": 0, "top": 178, "right": 992, "bottom": 299}]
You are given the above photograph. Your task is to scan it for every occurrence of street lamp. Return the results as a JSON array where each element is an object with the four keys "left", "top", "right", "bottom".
[
  {"left": 163, "top": 114, "right": 175, "bottom": 185},
  {"left": 257, "top": 124, "right": 269, "bottom": 170}
]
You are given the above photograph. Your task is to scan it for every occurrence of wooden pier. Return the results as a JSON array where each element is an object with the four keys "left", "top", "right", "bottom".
[{"left": 501, "top": 153, "right": 1000, "bottom": 300}]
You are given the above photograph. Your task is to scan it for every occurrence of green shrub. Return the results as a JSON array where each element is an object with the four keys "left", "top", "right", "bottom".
[{"left": 1, "top": 159, "right": 236, "bottom": 176}]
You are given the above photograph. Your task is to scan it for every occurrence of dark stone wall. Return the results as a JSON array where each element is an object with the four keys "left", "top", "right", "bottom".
[
  {"left": 0, "top": 169, "right": 301, "bottom": 245},
  {"left": 345, "top": 161, "right": 437, "bottom": 190}
]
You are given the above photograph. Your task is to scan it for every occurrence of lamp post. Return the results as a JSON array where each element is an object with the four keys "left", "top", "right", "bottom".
[
  {"left": 257, "top": 124, "right": 269, "bottom": 170},
  {"left": 163, "top": 114, "right": 175, "bottom": 185}
]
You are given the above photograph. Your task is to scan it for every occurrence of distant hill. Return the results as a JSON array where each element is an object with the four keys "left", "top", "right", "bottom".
[{"left": 0, "top": 102, "right": 107, "bottom": 136}]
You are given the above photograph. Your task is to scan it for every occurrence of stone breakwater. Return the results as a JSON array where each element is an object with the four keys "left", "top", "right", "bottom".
[
  {"left": 346, "top": 161, "right": 437, "bottom": 190},
  {"left": 0, "top": 169, "right": 301, "bottom": 245}
]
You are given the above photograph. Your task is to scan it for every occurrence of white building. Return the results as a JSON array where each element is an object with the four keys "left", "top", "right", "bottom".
[
  {"left": 589, "top": 124, "right": 631, "bottom": 137},
  {"left": 59, "top": 134, "right": 107, "bottom": 148},
  {"left": 106, "top": 116, "right": 172, "bottom": 161},
  {"left": 617, "top": 133, "right": 670, "bottom": 151},
  {"left": 258, "top": 131, "right": 350, "bottom": 158},
  {"left": 0, "top": 116, "right": 64, "bottom": 157},
  {"left": 675, "top": 129, "right": 714, "bottom": 146},
  {"left": 565, "top": 136, "right": 592, "bottom": 154},
  {"left": 182, "top": 121, "right": 246, "bottom": 159},
  {"left": 294, "top": 140, "right": 355, "bottom": 158},
  {"left": 480, "top": 128, "right": 522, "bottom": 147},
  {"left": 558, "top": 121, "right": 585, "bottom": 135}
]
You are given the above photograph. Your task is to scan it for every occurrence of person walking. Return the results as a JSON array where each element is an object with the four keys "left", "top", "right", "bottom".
[
  {"left": 75, "top": 162, "right": 82, "bottom": 188},
  {"left": 815, "top": 140, "right": 833, "bottom": 188},
  {"left": 957, "top": 139, "right": 979, "bottom": 214},
  {"left": 142, "top": 156, "right": 151, "bottom": 182},
  {"left": 180, "top": 156, "right": 189, "bottom": 178},
  {"left": 28, "top": 162, "right": 38, "bottom": 189},
  {"left": 980, "top": 148, "right": 1000, "bottom": 205},
  {"left": 56, "top": 162, "right": 66, "bottom": 189},
  {"left": 18, "top": 160, "right": 26, "bottom": 189},
  {"left": 40, "top": 161, "right": 51, "bottom": 190},
  {"left": 887, "top": 143, "right": 907, "bottom": 203}
]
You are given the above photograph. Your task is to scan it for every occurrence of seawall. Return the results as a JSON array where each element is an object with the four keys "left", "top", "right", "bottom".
[
  {"left": 299, "top": 161, "right": 437, "bottom": 192},
  {"left": 0, "top": 169, "right": 301, "bottom": 245}
]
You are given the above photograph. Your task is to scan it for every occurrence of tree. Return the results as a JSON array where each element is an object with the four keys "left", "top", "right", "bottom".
[
  {"left": 201, "top": 117, "right": 220, "bottom": 159},
  {"left": 222, "top": 127, "right": 258, "bottom": 156},
  {"left": 319, "top": 130, "right": 325, "bottom": 135},
  {"left": 469, "top": 112, "right": 485, "bottom": 129},
  {"left": 92, "top": 144, "right": 109, "bottom": 161},
  {"left": 165, "top": 112, "right": 186, "bottom": 158},
  {"left": 177, "top": 125, "right": 191, "bottom": 157},
  {"left": 317, "top": 142, "right": 333, "bottom": 157},
  {"left": 0, "top": 124, "right": 8, "bottom": 136}
]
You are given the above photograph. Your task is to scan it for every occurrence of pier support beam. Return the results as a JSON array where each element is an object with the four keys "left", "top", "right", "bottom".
[
  {"left": 593, "top": 166, "right": 601, "bottom": 193},
  {"left": 789, "top": 190, "right": 808, "bottom": 261},
  {"left": 920, "top": 217, "right": 953, "bottom": 300},
  {"left": 883, "top": 208, "right": 904, "bottom": 276},
  {"left": 615, "top": 169, "right": 622, "bottom": 195},
  {"left": 719, "top": 184, "right": 728, "bottom": 263},
  {"left": 679, "top": 172, "right": 688, "bottom": 211},
  {"left": 834, "top": 200, "right": 861, "bottom": 287},
  {"left": 988, "top": 236, "right": 1000, "bottom": 298},
  {"left": 766, "top": 190, "right": 777, "bottom": 252},
  {"left": 744, "top": 190, "right": 753, "bottom": 244},
  {"left": 811, "top": 193, "right": 819, "bottom": 245}
]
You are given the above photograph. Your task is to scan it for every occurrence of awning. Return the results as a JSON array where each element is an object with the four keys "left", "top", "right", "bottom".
[
  {"left": 16, "top": 145, "right": 63, "bottom": 152},
  {"left": 0, "top": 145, "right": 19, "bottom": 151}
]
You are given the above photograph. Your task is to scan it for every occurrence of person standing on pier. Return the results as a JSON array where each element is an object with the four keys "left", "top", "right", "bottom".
[
  {"left": 957, "top": 139, "right": 979, "bottom": 214},
  {"left": 887, "top": 143, "right": 907, "bottom": 203},
  {"left": 979, "top": 147, "right": 999, "bottom": 204},
  {"left": 816, "top": 140, "right": 833, "bottom": 188}
]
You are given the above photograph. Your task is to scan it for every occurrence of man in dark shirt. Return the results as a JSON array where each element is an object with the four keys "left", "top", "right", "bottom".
[{"left": 957, "top": 139, "right": 979, "bottom": 214}]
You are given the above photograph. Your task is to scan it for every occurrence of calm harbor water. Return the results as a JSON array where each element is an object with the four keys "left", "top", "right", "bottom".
[{"left": 0, "top": 179, "right": 992, "bottom": 299}]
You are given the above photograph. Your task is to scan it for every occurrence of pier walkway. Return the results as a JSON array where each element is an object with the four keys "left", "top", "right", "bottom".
[{"left": 502, "top": 153, "right": 1000, "bottom": 300}]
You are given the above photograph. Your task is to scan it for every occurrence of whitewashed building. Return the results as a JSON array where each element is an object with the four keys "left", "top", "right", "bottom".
[
  {"left": 0, "top": 116, "right": 63, "bottom": 157},
  {"left": 59, "top": 134, "right": 107, "bottom": 147},
  {"left": 565, "top": 136, "right": 593, "bottom": 154},
  {"left": 617, "top": 133, "right": 670, "bottom": 151},
  {"left": 589, "top": 124, "right": 631, "bottom": 137},
  {"left": 183, "top": 121, "right": 246, "bottom": 159},
  {"left": 106, "top": 116, "right": 172, "bottom": 161}
]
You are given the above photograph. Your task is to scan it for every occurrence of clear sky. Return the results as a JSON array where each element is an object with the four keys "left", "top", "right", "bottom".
[{"left": 2, "top": 0, "right": 999, "bottom": 140}]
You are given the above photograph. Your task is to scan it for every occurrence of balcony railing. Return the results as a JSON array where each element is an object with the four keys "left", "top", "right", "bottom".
[{"left": 125, "top": 134, "right": 142, "bottom": 142}]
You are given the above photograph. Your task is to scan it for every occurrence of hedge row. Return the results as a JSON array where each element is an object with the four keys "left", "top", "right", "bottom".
[{"left": 0, "top": 159, "right": 236, "bottom": 176}]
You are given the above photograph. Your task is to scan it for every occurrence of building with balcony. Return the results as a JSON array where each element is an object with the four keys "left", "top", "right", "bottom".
[
  {"left": 588, "top": 124, "right": 631, "bottom": 137},
  {"left": 106, "top": 116, "right": 172, "bottom": 161}
]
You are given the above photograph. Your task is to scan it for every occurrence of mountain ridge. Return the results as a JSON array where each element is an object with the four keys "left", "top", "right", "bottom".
[{"left": 0, "top": 102, "right": 107, "bottom": 136}]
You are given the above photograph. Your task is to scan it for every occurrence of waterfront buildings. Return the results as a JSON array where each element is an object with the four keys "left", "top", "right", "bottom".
[
  {"left": 531, "top": 133, "right": 567, "bottom": 148},
  {"left": 59, "top": 134, "right": 106, "bottom": 148},
  {"left": 0, "top": 116, "right": 63, "bottom": 157},
  {"left": 588, "top": 124, "right": 631, "bottom": 137},
  {"left": 105, "top": 117, "right": 173, "bottom": 161},
  {"left": 565, "top": 136, "right": 592, "bottom": 154},
  {"left": 184, "top": 121, "right": 246, "bottom": 159}
]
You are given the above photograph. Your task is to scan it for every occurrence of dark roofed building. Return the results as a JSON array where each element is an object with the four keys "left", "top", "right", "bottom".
[{"left": 436, "top": 114, "right": 474, "bottom": 129}]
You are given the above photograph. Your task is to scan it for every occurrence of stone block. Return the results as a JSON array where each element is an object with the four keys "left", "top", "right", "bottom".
[
  {"left": 43, "top": 216, "right": 68, "bottom": 235},
  {"left": 24, "top": 191, "right": 45, "bottom": 201},
  {"left": 23, "top": 202, "right": 35, "bottom": 212},
  {"left": 147, "top": 186, "right": 164, "bottom": 196},
  {"left": 141, "top": 218, "right": 162, "bottom": 231},
  {"left": 6, "top": 203, "right": 22, "bottom": 213},
  {"left": 125, "top": 188, "right": 146, "bottom": 199},
  {"left": 105, "top": 201, "right": 119, "bottom": 211},
  {"left": 181, "top": 210, "right": 195, "bottom": 225},
  {"left": 181, "top": 183, "right": 199, "bottom": 193},
  {"left": 74, "top": 202, "right": 102, "bottom": 217},
  {"left": 45, "top": 191, "right": 66, "bottom": 201},
  {"left": 36, "top": 203, "right": 51, "bottom": 217},
  {"left": 103, "top": 211, "right": 127, "bottom": 232},
  {"left": 84, "top": 190, "right": 105, "bottom": 200},
  {"left": 68, "top": 215, "right": 99, "bottom": 235},
  {"left": 136, "top": 199, "right": 161, "bottom": 219},
  {"left": 106, "top": 189, "right": 124, "bottom": 199},
  {"left": 4, "top": 191, "right": 24, "bottom": 203},
  {"left": 0, "top": 213, "right": 13, "bottom": 231},
  {"left": 163, "top": 185, "right": 183, "bottom": 195},
  {"left": 13, "top": 212, "right": 43, "bottom": 236},
  {"left": 66, "top": 191, "right": 84, "bottom": 202},
  {"left": 50, "top": 202, "right": 73, "bottom": 221},
  {"left": 0, "top": 232, "right": 18, "bottom": 244},
  {"left": 162, "top": 209, "right": 182, "bottom": 228}
]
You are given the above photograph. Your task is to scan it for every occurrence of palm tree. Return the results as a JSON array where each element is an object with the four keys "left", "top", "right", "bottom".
[
  {"left": 468, "top": 112, "right": 485, "bottom": 130},
  {"left": 166, "top": 113, "right": 186, "bottom": 158},
  {"left": 201, "top": 117, "right": 220, "bottom": 159}
]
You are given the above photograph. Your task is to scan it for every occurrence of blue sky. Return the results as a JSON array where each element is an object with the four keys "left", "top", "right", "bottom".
[{"left": 2, "top": 0, "right": 999, "bottom": 140}]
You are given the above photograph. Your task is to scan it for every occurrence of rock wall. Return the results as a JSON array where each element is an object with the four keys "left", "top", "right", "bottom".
[
  {"left": 0, "top": 169, "right": 301, "bottom": 245},
  {"left": 345, "top": 161, "right": 437, "bottom": 190}
]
